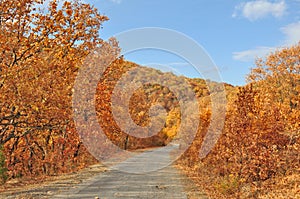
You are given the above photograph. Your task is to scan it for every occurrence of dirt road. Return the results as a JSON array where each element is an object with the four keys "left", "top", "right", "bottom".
[{"left": 1, "top": 146, "right": 208, "bottom": 199}]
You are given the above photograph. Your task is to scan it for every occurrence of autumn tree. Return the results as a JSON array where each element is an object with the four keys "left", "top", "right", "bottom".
[
  {"left": 95, "top": 62, "right": 183, "bottom": 150},
  {"left": 0, "top": 0, "right": 113, "bottom": 177},
  {"left": 177, "top": 44, "right": 300, "bottom": 198},
  {"left": 248, "top": 43, "right": 300, "bottom": 138}
]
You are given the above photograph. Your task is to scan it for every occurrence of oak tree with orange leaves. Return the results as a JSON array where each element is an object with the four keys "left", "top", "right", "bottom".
[
  {"left": 178, "top": 43, "right": 300, "bottom": 198},
  {"left": 0, "top": 0, "right": 113, "bottom": 178}
]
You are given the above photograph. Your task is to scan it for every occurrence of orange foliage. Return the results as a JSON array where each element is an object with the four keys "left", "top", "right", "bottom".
[
  {"left": 0, "top": 0, "right": 110, "bottom": 178},
  {"left": 179, "top": 43, "right": 300, "bottom": 198},
  {"left": 95, "top": 61, "right": 182, "bottom": 150}
]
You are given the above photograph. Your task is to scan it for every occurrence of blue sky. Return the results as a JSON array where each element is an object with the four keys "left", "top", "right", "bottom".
[{"left": 85, "top": 0, "right": 300, "bottom": 85}]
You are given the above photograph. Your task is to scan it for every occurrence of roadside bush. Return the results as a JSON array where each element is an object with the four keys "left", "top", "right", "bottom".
[{"left": 0, "top": 146, "right": 7, "bottom": 184}]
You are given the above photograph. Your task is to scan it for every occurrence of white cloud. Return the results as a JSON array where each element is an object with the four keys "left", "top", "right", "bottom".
[
  {"left": 233, "top": 47, "right": 277, "bottom": 62},
  {"left": 281, "top": 21, "right": 300, "bottom": 45},
  {"left": 233, "top": 21, "right": 300, "bottom": 62},
  {"left": 233, "top": 0, "right": 287, "bottom": 21}
]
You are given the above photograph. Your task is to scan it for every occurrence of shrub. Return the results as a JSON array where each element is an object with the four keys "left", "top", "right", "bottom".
[{"left": 0, "top": 146, "right": 7, "bottom": 184}]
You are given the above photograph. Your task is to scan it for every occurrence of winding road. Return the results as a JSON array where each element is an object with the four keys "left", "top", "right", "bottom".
[{"left": 1, "top": 145, "right": 208, "bottom": 199}]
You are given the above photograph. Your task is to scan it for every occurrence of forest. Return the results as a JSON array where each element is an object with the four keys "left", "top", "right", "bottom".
[{"left": 0, "top": 0, "right": 299, "bottom": 198}]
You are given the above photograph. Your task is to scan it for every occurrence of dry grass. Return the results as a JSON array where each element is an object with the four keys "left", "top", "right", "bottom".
[
  {"left": 0, "top": 163, "right": 107, "bottom": 198},
  {"left": 258, "top": 172, "right": 300, "bottom": 199},
  {"left": 177, "top": 160, "right": 300, "bottom": 199}
]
